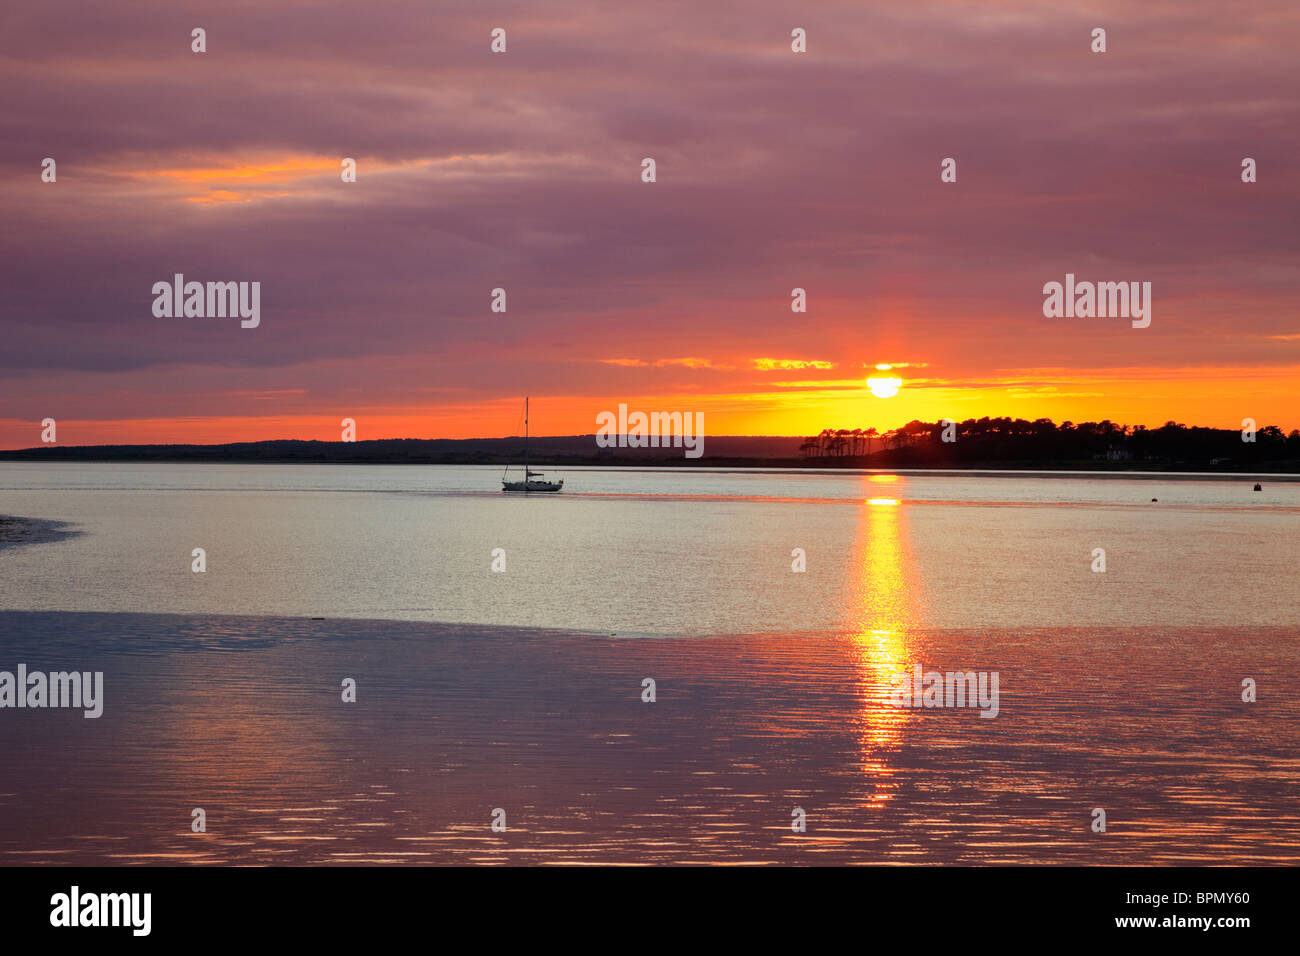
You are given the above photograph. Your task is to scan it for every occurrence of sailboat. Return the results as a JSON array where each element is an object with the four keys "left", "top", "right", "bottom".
[{"left": 502, "top": 397, "right": 564, "bottom": 493}]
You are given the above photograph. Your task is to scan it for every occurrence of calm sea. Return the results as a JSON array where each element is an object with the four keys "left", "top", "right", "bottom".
[
  {"left": 1, "top": 464, "right": 1296, "bottom": 864},
  {"left": 0, "top": 463, "right": 1296, "bottom": 632}
]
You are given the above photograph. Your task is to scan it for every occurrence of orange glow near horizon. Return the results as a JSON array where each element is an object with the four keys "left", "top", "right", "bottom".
[{"left": 1, "top": 361, "right": 1297, "bottom": 449}]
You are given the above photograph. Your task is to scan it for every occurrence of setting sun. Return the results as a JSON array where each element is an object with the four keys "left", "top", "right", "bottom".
[{"left": 867, "top": 377, "right": 902, "bottom": 399}]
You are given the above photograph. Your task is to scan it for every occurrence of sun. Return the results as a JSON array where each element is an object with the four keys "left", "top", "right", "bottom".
[{"left": 867, "top": 364, "right": 902, "bottom": 398}]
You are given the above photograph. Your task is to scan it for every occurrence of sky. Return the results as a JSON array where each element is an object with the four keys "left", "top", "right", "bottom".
[{"left": 1, "top": 0, "right": 1297, "bottom": 448}]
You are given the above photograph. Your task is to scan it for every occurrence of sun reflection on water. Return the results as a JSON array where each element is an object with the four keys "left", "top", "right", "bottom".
[{"left": 848, "top": 480, "right": 921, "bottom": 805}]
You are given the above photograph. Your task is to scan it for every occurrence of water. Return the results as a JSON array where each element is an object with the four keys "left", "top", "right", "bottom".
[
  {"left": 1, "top": 464, "right": 1297, "bottom": 864},
  {"left": 1, "top": 463, "right": 1296, "bottom": 632}
]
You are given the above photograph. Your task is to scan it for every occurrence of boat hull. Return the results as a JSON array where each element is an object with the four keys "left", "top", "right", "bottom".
[{"left": 502, "top": 480, "right": 563, "bottom": 493}]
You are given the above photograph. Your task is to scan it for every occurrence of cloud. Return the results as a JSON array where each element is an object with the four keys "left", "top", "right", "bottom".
[
  {"left": 600, "top": 357, "right": 723, "bottom": 369},
  {"left": 1, "top": 0, "right": 1297, "bottom": 438},
  {"left": 754, "top": 358, "right": 836, "bottom": 371}
]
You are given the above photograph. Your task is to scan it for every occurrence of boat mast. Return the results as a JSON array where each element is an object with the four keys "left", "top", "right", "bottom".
[{"left": 523, "top": 396, "right": 529, "bottom": 490}]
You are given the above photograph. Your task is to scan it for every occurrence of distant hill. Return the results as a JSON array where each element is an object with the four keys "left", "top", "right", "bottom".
[
  {"left": 3, "top": 420, "right": 1297, "bottom": 472},
  {"left": 0, "top": 435, "right": 804, "bottom": 464}
]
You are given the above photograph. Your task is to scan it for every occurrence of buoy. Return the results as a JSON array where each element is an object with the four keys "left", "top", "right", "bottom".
[
  {"left": 1254, "top": 483, "right": 1262, "bottom": 491},
  {"left": 1151, "top": 497, "right": 1158, "bottom": 502}
]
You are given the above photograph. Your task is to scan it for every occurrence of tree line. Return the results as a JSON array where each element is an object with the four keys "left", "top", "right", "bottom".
[{"left": 799, "top": 418, "right": 1300, "bottom": 467}]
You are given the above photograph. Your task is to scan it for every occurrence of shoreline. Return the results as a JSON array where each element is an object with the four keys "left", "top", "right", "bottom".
[
  {"left": 2, "top": 460, "right": 1298, "bottom": 480},
  {"left": 0, "top": 515, "right": 78, "bottom": 549},
  {"left": 9, "top": 607, "right": 1300, "bottom": 644},
  {"left": 6, "top": 608, "right": 1300, "bottom": 642}
]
